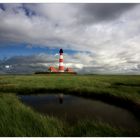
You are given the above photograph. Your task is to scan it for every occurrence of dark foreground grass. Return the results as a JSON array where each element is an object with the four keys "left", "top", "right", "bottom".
[
  {"left": 0, "top": 93, "right": 139, "bottom": 137},
  {"left": 0, "top": 93, "right": 64, "bottom": 136}
]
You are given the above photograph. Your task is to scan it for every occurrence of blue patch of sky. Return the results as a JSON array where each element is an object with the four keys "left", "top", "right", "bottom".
[{"left": 0, "top": 42, "right": 79, "bottom": 60}]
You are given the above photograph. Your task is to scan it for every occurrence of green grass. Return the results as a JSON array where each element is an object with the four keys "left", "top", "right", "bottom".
[
  {"left": 0, "top": 74, "right": 140, "bottom": 136},
  {"left": 0, "top": 75, "right": 140, "bottom": 102},
  {"left": 0, "top": 93, "right": 64, "bottom": 136},
  {"left": 0, "top": 93, "right": 139, "bottom": 137},
  {"left": 68, "top": 120, "right": 138, "bottom": 137}
]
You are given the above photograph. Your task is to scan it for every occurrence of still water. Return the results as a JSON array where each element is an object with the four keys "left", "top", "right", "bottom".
[{"left": 19, "top": 94, "right": 140, "bottom": 129}]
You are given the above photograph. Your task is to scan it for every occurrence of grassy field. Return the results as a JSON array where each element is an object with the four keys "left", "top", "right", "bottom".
[
  {"left": 0, "top": 74, "right": 140, "bottom": 136},
  {"left": 0, "top": 74, "right": 140, "bottom": 103}
]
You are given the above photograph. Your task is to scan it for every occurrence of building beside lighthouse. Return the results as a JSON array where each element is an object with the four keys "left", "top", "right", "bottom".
[{"left": 48, "top": 49, "right": 75, "bottom": 73}]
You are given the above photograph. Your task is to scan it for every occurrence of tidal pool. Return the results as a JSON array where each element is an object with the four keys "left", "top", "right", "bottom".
[{"left": 19, "top": 94, "right": 140, "bottom": 130}]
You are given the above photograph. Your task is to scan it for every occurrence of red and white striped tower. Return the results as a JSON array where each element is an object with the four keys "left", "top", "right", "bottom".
[{"left": 59, "top": 49, "right": 64, "bottom": 72}]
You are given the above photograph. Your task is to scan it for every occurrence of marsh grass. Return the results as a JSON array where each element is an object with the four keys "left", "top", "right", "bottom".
[
  {"left": 67, "top": 120, "right": 131, "bottom": 137},
  {"left": 0, "top": 75, "right": 140, "bottom": 104},
  {"left": 0, "top": 93, "right": 65, "bottom": 136},
  {"left": 0, "top": 75, "right": 140, "bottom": 111},
  {"left": 0, "top": 75, "right": 140, "bottom": 136}
]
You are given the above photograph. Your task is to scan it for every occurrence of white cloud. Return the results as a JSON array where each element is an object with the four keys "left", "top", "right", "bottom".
[{"left": 5, "top": 65, "right": 10, "bottom": 69}]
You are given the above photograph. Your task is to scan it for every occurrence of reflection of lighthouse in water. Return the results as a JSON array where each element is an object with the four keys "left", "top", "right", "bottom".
[
  {"left": 59, "top": 49, "right": 64, "bottom": 72},
  {"left": 58, "top": 93, "right": 64, "bottom": 104}
]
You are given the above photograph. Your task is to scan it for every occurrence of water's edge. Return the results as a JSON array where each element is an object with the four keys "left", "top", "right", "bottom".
[{"left": 16, "top": 88, "right": 140, "bottom": 119}]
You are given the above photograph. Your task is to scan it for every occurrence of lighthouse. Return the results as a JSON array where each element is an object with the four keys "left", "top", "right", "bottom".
[
  {"left": 47, "top": 48, "right": 75, "bottom": 74},
  {"left": 58, "top": 48, "right": 64, "bottom": 72}
]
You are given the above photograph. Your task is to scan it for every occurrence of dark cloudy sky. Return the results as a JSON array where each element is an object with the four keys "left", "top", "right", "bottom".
[{"left": 0, "top": 3, "right": 140, "bottom": 74}]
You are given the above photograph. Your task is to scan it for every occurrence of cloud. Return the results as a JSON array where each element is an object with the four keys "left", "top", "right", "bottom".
[
  {"left": 76, "top": 4, "right": 137, "bottom": 24},
  {"left": 0, "top": 3, "right": 138, "bottom": 47},
  {"left": 0, "top": 3, "right": 140, "bottom": 74}
]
